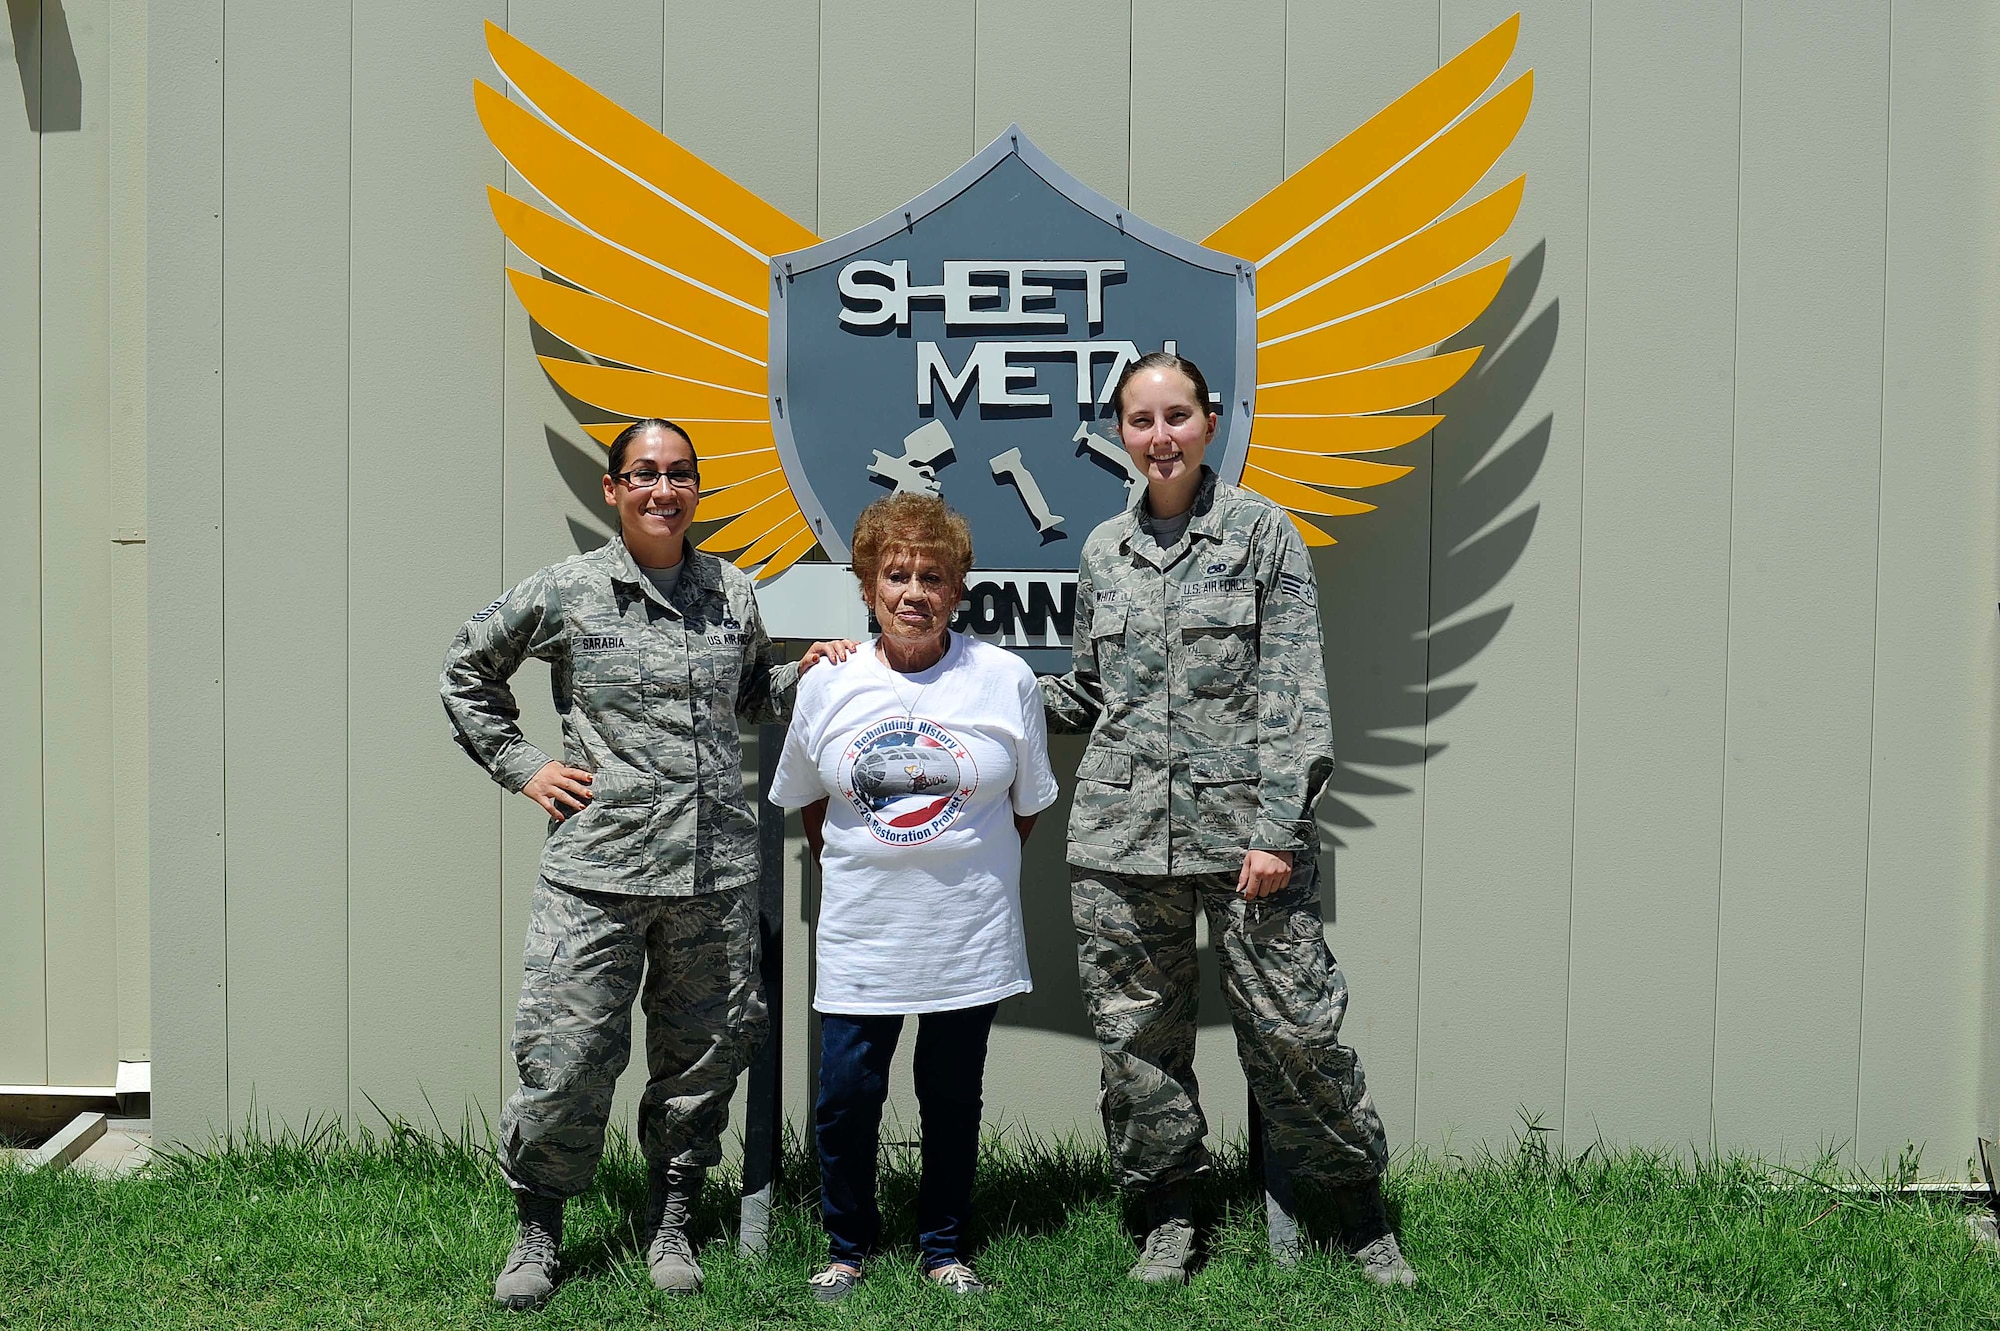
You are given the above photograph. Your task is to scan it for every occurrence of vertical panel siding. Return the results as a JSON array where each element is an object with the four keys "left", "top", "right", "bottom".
[
  {"left": 1129, "top": 0, "right": 1284, "bottom": 244},
  {"left": 1712, "top": 1, "right": 1889, "bottom": 1157},
  {"left": 494, "top": 0, "right": 665, "bottom": 1129},
  {"left": 220, "top": 0, "right": 352, "bottom": 1126},
  {"left": 1563, "top": 1, "right": 1739, "bottom": 1148},
  {"left": 108, "top": 0, "right": 150, "bottom": 1065},
  {"left": 1282, "top": 2, "right": 1442, "bottom": 1155},
  {"left": 345, "top": 0, "right": 506, "bottom": 1127},
  {"left": 1856, "top": 0, "right": 2000, "bottom": 1169},
  {"left": 817, "top": 0, "right": 975, "bottom": 237},
  {"left": 973, "top": 0, "right": 1131, "bottom": 206},
  {"left": 147, "top": 0, "right": 229, "bottom": 1143},
  {"left": 110, "top": 549, "right": 151, "bottom": 1066},
  {"left": 663, "top": 0, "right": 820, "bottom": 234},
  {"left": 0, "top": 0, "right": 48, "bottom": 1085},
  {"left": 1415, "top": 0, "right": 1590, "bottom": 1148},
  {"left": 40, "top": 0, "right": 118, "bottom": 1088}
]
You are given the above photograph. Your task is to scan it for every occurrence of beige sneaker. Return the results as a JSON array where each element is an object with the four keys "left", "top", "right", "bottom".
[{"left": 928, "top": 1261, "right": 989, "bottom": 1296}]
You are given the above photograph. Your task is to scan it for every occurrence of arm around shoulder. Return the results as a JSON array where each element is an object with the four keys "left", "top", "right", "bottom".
[{"left": 1039, "top": 560, "right": 1106, "bottom": 733}]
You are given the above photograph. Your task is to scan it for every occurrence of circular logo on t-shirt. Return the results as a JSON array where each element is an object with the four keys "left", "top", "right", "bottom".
[{"left": 839, "top": 716, "right": 978, "bottom": 845}]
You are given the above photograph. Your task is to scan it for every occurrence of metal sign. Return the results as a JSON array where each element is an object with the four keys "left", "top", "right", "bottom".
[
  {"left": 476, "top": 15, "right": 1534, "bottom": 665},
  {"left": 771, "top": 127, "right": 1254, "bottom": 574}
]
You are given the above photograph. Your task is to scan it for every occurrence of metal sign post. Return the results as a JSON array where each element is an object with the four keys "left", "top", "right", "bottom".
[{"left": 738, "top": 723, "right": 787, "bottom": 1256}]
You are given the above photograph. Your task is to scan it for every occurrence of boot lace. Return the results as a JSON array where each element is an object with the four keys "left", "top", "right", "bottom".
[
  {"left": 647, "top": 1188, "right": 696, "bottom": 1263},
  {"left": 1138, "top": 1217, "right": 1194, "bottom": 1268},
  {"left": 506, "top": 1214, "right": 559, "bottom": 1272}
]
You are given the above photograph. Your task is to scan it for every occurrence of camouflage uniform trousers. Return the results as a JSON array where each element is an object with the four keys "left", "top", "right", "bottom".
[
  {"left": 498, "top": 877, "right": 768, "bottom": 1199},
  {"left": 1072, "top": 860, "right": 1388, "bottom": 1193}
]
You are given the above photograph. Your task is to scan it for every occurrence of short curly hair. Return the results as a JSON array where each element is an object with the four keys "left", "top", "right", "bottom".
[{"left": 849, "top": 493, "right": 975, "bottom": 605}]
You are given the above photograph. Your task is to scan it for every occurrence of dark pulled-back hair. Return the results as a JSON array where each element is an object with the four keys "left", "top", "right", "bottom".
[
  {"left": 605, "top": 417, "right": 697, "bottom": 475},
  {"left": 1108, "top": 350, "right": 1215, "bottom": 423},
  {"left": 849, "top": 493, "right": 975, "bottom": 606}
]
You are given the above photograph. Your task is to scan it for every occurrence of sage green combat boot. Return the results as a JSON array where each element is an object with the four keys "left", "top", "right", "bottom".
[
  {"left": 494, "top": 1191, "right": 563, "bottom": 1311},
  {"left": 1329, "top": 1177, "right": 1416, "bottom": 1288},
  {"left": 1127, "top": 1183, "right": 1195, "bottom": 1285},
  {"left": 644, "top": 1164, "right": 704, "bottom": 1294}
]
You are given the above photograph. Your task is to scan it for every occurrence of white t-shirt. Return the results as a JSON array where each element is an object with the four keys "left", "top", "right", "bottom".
[{"left": 769, "top": 633, "right": 1061, "bottom": 1015}]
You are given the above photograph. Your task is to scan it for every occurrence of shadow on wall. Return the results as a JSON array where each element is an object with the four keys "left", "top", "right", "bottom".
[
  {"left": 532, "top": 321, "right": 780, "bottom": 563},
  {"left": 1320, "top": 240, "right": 1559, "bottom": 858},
  {"left": 8, "top": 0, "right": 80, "bottom": 133},
  {"left": 523, "top": 240, "right": 1558, "bottom": 1042}
]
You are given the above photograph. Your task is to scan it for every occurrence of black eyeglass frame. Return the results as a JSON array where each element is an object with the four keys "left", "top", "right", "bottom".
[{"left": 610, "top": 467, "right": 702, "bottom": 490}]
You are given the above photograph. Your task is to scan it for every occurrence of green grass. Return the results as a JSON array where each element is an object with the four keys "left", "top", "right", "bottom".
[{"left": 2, "top": 1120, "right": 1996, "bottom": 1330}]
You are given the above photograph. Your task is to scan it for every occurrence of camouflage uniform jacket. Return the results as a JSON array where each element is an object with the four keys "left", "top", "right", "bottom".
[
  {"left": 1042, "top": 468, "right": 1336, "bottom": 875},
  {"left": 440, "top": 537, "right": 798, "bottom": 897}
]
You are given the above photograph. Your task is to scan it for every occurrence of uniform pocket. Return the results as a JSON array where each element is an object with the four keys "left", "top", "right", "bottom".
[
  {"left": 1077, "top": 748, "right": 1134, "bottom": 787},
  {"left": 1180, "top": 592, "right": 1257, "bottom": 698},
  {"left": 1188, "top": 749, "right": 1258, "bottom": 785},
  {"left": 520, "top": 889, "right": 562, "bottom": 973},
  {"left": 1088, "top": 602, "right": 1129, "bottom": 639},
  {"left": 1178, "top": 591, "right": 1257, "bottom": 632},
  {"left": 1219, "top": 882, "right": 1341, "bottom": 1038},
  {"left": 572, "top": 631, "right": 641, "bottom": 687},
  {"left": 586, "top": 764, "right": 657, "bottom": 805},
  {"left": 1189, "top": 749, "right": 1259, "bottom": 850},
  {"left": 563, "top": 766, "right": 656, "bottom": 863},
  {"left": 1087, "top": 602, "right": 1130, "bottom": 689},
  {"left": 696, "top": 618, "right": 747, "bottom": 700}
]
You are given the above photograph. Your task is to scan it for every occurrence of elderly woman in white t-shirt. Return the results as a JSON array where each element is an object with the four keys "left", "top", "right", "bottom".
[{"left": 770, "top": 493, "right": 1059, "bottom": 1302}]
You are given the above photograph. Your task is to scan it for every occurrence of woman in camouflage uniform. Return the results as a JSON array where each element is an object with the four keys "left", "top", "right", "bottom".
[
  {"left": 441, "top": 418, "right": 850, "bottom": 1310},
  {"left": 1042, "top": 354, "right": 1415, "bottom": 1287}
]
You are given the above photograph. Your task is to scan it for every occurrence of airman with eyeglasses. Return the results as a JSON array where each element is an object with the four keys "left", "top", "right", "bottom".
[
  {"left": 442, "top": 416, "right": 855, "bottom": 1310},
  {"left": 611, "top": 464, "right": 700, "bottom": 491}
]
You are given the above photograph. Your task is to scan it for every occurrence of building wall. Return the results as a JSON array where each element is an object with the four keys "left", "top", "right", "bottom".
[
  {"left": 135, "top": 0, "right": 2000, "bottom": 1174},
  {"left": 1, "top": 0, "right": 150, "bottom": 1092}
]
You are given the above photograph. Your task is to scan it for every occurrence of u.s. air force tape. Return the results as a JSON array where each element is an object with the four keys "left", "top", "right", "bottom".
[{"left": 1277, "top": 571, "right": 1316, "bottom": 606}]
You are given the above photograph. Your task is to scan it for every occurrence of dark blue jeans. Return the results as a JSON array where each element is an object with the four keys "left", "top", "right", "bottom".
[{"left": 815, "top": 1002, "right": 998, "bottom": 1270}]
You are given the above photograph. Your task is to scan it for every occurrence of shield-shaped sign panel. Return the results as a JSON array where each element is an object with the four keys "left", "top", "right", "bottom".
[{"left": 770, "top": 127, "right": 1256, "bottom": 608}]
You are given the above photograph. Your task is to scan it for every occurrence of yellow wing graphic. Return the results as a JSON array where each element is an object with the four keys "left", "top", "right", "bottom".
[
  {"left": 476, "top": 22, "right": 823, "bottom": 578},
  {"left": 1207, "top": 14, "right": 1532, "bottom": 547}
]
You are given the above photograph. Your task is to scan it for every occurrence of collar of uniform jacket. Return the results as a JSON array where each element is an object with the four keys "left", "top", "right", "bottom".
[
  {"left": 602, "top": 534, "right": 722, "bottom": 613},
  {"left": 1116, "top": 465, "right": 1226, "bottom": 566}
]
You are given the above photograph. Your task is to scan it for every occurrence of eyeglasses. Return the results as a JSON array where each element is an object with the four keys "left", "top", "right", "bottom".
[{"left": 613, "top": 467, "right": 700, "bottom": 490}]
